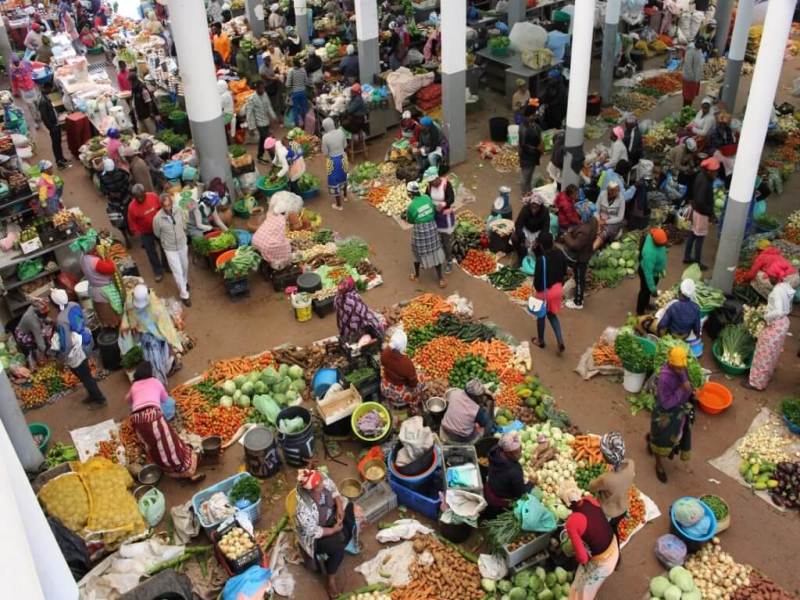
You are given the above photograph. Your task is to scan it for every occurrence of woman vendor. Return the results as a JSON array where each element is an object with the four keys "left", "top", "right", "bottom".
[
  {"left": 15, "top": 295, "right": 54, "bottom": 369},
  {"left": 380, "top": 328, "right": 424, "bottom": 412},
  {"left": 127, "top": 361, "right": 204, "bottom": 482},
  {"left": 321, "top": 118, "right": 349, "bottom": 211},
  {"left": 187, "top": 191, "right": 228, "bottom": 239},
  {"left": 252, "top": 191, "right": 303, "bottom": 270},
  {"left": 405, "top": 181, "right": 446, "bottom": 288},
  {"left": 560, "top": 478, "right": 619, "bottom": 599},
  {"left": 657, "top": 278, "right": 701, "bottom": 339},
  {"left": 513, "top": 191, "right": 550, "bottom": 265},
  {"left": 295, "top": 468, "right": 358, "bottom": 598},
  {"left": 440, "top": 379, "right": 492, "bottom": 443},
  {"left": 742, "top": 274, "right": 798, "bottom": 392},
  {"left": 105, "top": 127, "right": 126, "bottom": 169},
  {"left": 588, "top": 432, "right": 635, "bottom": 536},
  {"left": 76, "top": 231, "right": 123, "bottom": 328},
  {"left": 429, "top": 167, "right": 455, "bottom": 273},
  {"left": 648, "top": 347, "right": 696, "bottom": 483},
  {"left": 398, "top": 110, "right": 421, "bottom": 144},
  {"left": 334, "top": 276, "right": 384, "bottom": 343},
  {"left": 119, "top": 283, "right": 185, "bottom": 384},
  {"left": 36, "top": 160, "right": 62, "bottom": 216},
  {"left": 485, "top": 432, "right": 533, "bottom": 514},
  {"left": 342, "top": 84, "right": 367, "bottom": 138}
]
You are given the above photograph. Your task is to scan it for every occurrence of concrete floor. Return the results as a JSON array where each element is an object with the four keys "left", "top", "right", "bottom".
[{"left": 20, "top": 51, "right": 800, "bottom": 598}]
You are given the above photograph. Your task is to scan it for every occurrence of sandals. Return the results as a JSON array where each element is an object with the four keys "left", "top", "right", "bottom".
[
  {"left": 438, "top": 279, "right": 447, "bottom": 289},
  {"left": 655, "top": 466, "right": 668, "bottom": 484},
  {"left": 740, "top": 380, "right": 760, "bottom": 391},
  {"left": 557, "top": 343, "right": 566, "bottom": 356},
  {"left": 531, "top": 338, "right": 545, "bottom": 349},
  {"left": 409, "top": 274, "right": 418, "bottom": 282}
]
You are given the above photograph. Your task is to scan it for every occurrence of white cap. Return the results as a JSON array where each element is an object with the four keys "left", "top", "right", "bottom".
[
  {"left": 680, "top": 278, "right": 696, "bottom": 299},
  {"left": 402, "top": 110, "right": 411, "bottom": 119},
  {"left": 50, "top": 288, "right": 68, "bottom": 309},
  {"left": 406, "top": 181, "right": 419, "bottom": 193},
  {"left": 389, "top": 328, "right": 407, "bottom": 353},
  {"left": 132, "top": 284, "right": 150, "bottom": 310}
]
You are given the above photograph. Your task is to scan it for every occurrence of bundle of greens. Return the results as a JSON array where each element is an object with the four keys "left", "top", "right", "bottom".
[
  {"left": 229, "top": 475, "right": 261, "bottom": 504},
  {"left": 121, "top": 346, "right": 144, "bottom": 370},
  {"left": 779, "top": 397, "right": 800, "bottom": 429},
  {"left": 219, "top": 246, "right": 261, "bottom": 279},
  {"left": 297, "top": 172, "right": 320, "bottom": 192},
  {"left": 718, "top": 324, "right": 755, "bottom": 368},
  {"left": 348, "top": 162, "right": 380, "bottom": 184},
  {"left": 336, "top": 237, "right": 370, "bottom": 265},
  {"left": 156, "top": 128, "right": 188, "bottom": 149},
  {"left": 482, "top": 509, "right": 522, "bottom": 551},
  {"left": 614, "top": 332, "right": 650, "bottom": 373}
]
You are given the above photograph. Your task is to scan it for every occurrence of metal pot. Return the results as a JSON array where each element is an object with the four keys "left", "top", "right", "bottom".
[{"left": 137, "top": 463, "right": 163, "bottom": 485}]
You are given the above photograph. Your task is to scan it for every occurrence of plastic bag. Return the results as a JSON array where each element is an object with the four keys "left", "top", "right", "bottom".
[
  {"left": 222, "top": 565, "right": 272, "bottom": 600},
  {"left": 681, "top": 263, "right": 703, "bottom": 283},
  {"left": 48, "top": 516, "right": 91, "bottom": 580},
  {"left": 396, "top": 416, "right": 434, "bottom": 466},
  {"left": 655, "top": 533, "right": 687, "bottom": 568},
  {"left": 253, "top": 395, "right": 280, "bottom": 425},
  {"left": 514, "top": 494, "right": 557, "bottom": 532},
  {"left": 278, "top": 416, "right": 305, "bottom": 434},
  {"left": 375, "top": 519, "right": 433, "bottom": 543},
  {"left": 169, "top": 500, "right": 200, "bottom": 544},
  {"left": 162, "top": 396, "right": 176, "bottom": 421}
]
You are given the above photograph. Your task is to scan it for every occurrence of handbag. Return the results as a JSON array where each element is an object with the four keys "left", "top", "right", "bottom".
[{"left": 527, "top": 256, "right": 548, "bottom": 318}]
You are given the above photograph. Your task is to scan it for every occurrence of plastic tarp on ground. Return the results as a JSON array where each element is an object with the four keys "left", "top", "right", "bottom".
[{"left": 509, "top": 22, "right": 547, "bottom": 53}]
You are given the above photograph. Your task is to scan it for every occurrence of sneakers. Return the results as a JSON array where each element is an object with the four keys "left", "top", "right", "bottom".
[
  {"left": 444, "top": 262, "right": 453, "bottom": 274},
  {"left": 564, "top": 299, "right": 583, "bottom": 310},
  {"left": 182, "top": 297, "right": 192, "bottom": 307},
  {"left": 56, "top": 160, "right": 71, "bottom": 169}
]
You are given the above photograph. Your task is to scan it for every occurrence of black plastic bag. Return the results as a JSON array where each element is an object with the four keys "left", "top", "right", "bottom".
[{"left": 47, "top": 517, "right": 90, "bottom": 581}]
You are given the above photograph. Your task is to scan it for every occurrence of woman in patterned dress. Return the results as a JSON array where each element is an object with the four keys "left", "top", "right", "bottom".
[{"left": 321, "top": 117, "right": 349, "bottom": 211}]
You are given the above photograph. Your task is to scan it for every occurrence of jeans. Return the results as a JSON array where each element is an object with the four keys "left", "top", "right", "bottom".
[
  {"left": 141, "top": 233, "right": 165, "bottom": 277},
  {"left": 71, "top": 358, "right": 106, "bottom": 403},
  {"left": 636, "top": 266, "right": 658, "bottom": 315},
  {"left": 256, "top": 126, "right": 270, "bottom": 160},
  {"left": 164, "top": 245, "right": 190, "bottom": 299},
  {"left": 574, "top": 261, "right": 588, "bottom": 305},
  {"left": 537, "top": 312, "right": 563, "bottom": 345},
  {"left": 47, "top": 125, "right": 65, "bottom": 163},
  {"left": 520, "top": 164, "right": 536, "bottom": 195},
  {"left": 291, "top": 90, "right": 308, "bottom": 127},
  {"left": 683, "top": 232, "right": 705, "bottom": 264}
]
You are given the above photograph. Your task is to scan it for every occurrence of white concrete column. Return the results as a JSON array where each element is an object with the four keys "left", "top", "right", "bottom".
[
  {"left": 441, "top": 0, "right": 467, "bottom": 165},
  {"left": 599, "top": 0, "right": 620, "bottom": 105},
  {"left": 720, "top": 0, "right": 754, "bottom": 114},
  {"left": 246, "top": 0, "right": 265, "bottom": 37},
  {"left": 714, "top": 0, "right": 734, "bottom": 55},
  {"left": 0, "top": 368, "right": 42, "bottom": 472},
  {"left": 0, "top": 21, "right": 13, "bottom": 77},
  {"left": 711, "top": 0, "right": 794, "bottom": 293},
  {"left": 354, "top": 0, "right": 379, "bottom": 85},
  {"left": 562, "top": 0, "right": 595, "bottom": 188},
  {"left": 167, "top": 0, "right": 233, "bottom": 189},
  {"left": 507, "top": 0, "right": 526, "bottom": 31},
  {"left": 294, "top": 0, "right": 309, "bottom": 46}
]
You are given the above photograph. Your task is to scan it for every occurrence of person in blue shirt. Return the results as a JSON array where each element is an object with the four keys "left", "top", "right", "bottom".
[
  {"left": 339, "top": 44, "right": 360, "bottom": 82},
  {"left": 658, "top": 279, "right": 702, "bottom": 339},
  {"left": 546, "top": 22, "right": 571, "bottom": 63}
]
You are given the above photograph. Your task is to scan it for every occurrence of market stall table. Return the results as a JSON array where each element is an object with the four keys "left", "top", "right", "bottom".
[
  {"left": 475, "top": 47, "right": 553, "bottom": 107},
  {"left": 65, "top": 112, "right": 94, "bottom": 158}
]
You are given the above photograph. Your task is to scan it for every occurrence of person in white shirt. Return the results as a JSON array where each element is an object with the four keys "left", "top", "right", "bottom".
[
  {"left": 606, "top": 126, "right": 628, "bottom": 169},
  {"left": 686, "top": 97, "right": 716, "bottom": 138}
]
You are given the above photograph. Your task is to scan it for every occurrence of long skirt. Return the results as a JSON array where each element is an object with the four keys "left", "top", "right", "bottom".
[
  {"left": 682, "top": 78, "right": 700, "bottom": 104},
  {"left": 569, "top": 537, "right": 620, "bottom": 600},
  {"left": 649, "top": 401, "right": 693, "bottom": 460},
  {"left": 748, "top": 316, "right": 790, "bottom": 390},
  {"left": 326, "top": 154, "right": 348, "bottom": 195},
  {"left": 380, "top": 378, "right": 425, "bottom": 414},
  {"left": 130, "top": 406, "right": 197, "bottom": 477},
  {"left": 411, "top": 221, "right": 445, "bottom": 269}
]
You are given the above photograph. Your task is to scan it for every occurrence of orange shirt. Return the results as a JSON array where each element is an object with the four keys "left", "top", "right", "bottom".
[{"left": 213, "top": 33, "right": 231, "bottom": 63}]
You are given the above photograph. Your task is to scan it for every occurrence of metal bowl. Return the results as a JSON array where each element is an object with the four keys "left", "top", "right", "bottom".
[
  {"left": 137, "top": 464, "right": 162, "bottom": 486},
  {"left": 339, "top": 477, "right": 363, "bottom": 500},
  {"left": 425, "top": 396, "right": 447, "bottom": 414},
  {"left": 363, "top": 458, "right": 387, "bottom": 483}
]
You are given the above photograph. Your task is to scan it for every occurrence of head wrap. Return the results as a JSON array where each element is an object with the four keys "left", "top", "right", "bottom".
[
  {"left": 11, "top": 55, "right": 20, "bottom": 65},
  {"left": 270, "top": 2, "right": 279, "bottom": 10},
  {"left": 522, "top": 191, "right": 544, "bottom": 206},
  {"left": 402, "top": 110, "right": 411, "bottom": 120},
  {"left": 701, "top": 157, "right": 720, "bottom": 171},
  {"left": 701, "top": 97, "right": 712, "bottom": 106},
  {"left": 346, "top": 44, "right": 355, "bottom": 55},
  {"left": 102, "top": 158, "right": 115, "bottom": 173},
  {"left": 351, "top": 83, "right": 361, "bottom": 94},
  {"left": 613, "top": 125, "right": 624, "bottom": 139},
  {"left": 499, "top": 432, "right": 521, "bottom": 452},
  {"left": 337, "top": 276, "right": 356, "bottom": 294},
  {"left": 50, "top": 288, "right": 68, "bottom": 309},
  {"left": 600, "top": 432, "right": 626, "bottom": 469},
  {"left": 132, "top": 284, "right": 150, "bottom": 310},
  {"left": 606, "top": 180, "right": 620, "bottom": 190},
  {"left": 558, "top": 478, "right": 582, "bottom": 506},
  {"left": 650, "top": 227, "right": 668, "bottom": 246},
  {"left": 516, "top": 78, "right": 526, "bottom": 88},
  {"left": 406, "top": 180, "right": 420, "bottom": 194},
  {"left": 389, "top": 328, "right": 407, "bottom": 353},
  {"left": 297, "top": 469, "right": 322, "bottom": 490},
  {"left": 419, "top": 116, "right": 433, "bottom": 127},
  {"left": 31, "top": 23, "right": 41, "bottom": 31},
  {"left": 106, "top": 127, "right": 120, "bottom": 139},
  {"left": 38, "top": 159, "right": 53, "bottom": 171},
  {"left": 322, "top": 117, "right": 335, "bottom": 132},
  {"left": 465, "top": 379, "right": 485, "bottom": 398},
  {"left": 263, "top": 137, "right": 277, "bottom": 150},
  {"left": 668, "top": 346, "right": 688, "bottom": 368},
  {"left": 680, "top": 278, "right": 696, "bottom": 299},
  {"left": 685, "top": 138, "right": 697, "bottom": 152},
  {"left": 626, "top": 114, "right": 637, "bottom": 124}
]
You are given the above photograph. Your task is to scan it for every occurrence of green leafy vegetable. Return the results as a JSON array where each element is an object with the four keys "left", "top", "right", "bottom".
[
  {"left": 780, "top": 397, "right": 800, "bottom": 428},
  {"left": 614, "top": 332, "right": 650, "bottom": 373},
  {"left": 121, "top": 346, "right": 144, "bottom": 370},
  {"left": 229, "top": 475, "right": 261, "bottom": 504}
]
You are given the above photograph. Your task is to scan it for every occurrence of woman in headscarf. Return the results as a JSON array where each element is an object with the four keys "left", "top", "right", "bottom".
[
  {"left": 429, "top": 166, "right": 456, "bottom": 273},
  {"left": 334, "top": 276, "right": 384, "bottom": 343},
  {"left": 635, "top": 227, "right": 668, "bottom": 316},
  {"left": 380, "top": 328, "right": 424, "bottom": 412},
  {"left": 321, "top": 117, "right": 349, "bottom": 211},
  {"left": 252, "top": 190, "right": 303, "bottom": 270},
  {"left": 658, "top": 278, "right": 701, "bottom": 339},
  {"left": 398, "top": 110, "right": 421, "bottom": 144},
  {"left": 485, "top": 431, "right": 532, "bottom": 515},
  {"left": 513, "top": 191, "right": 550, "bottom": 265},
  {"left": 743, "top": 274, "right": 798, "bottom": 391},
  {"left": 15, "top": 295, "right": 54, "bottom": 369},
  {"left": 648, "top": 346, "right": 696, "bottom": 483},
  {"left": 605, "top": 125, "right": 628, "bottom": 169},
  {"left": 560, "top": 478, "right": 619, "bottom": 600},
  {"left": 589, "top": 432, "right": 636, "bottom": 536},
  {"left": 119, "top": 283, "right": 185, "bottom": 384},
  {"left": 405, "top": 181, "right": 446, "bottom": 288},
  {"left": 440, "top": 379, "right": 493, "bottom": 443},
  {"left": 127, "top": 361, "right": 204, "bottom": 482},
  {"left": 294, "top": 468, "right": 358, "bottom": 598},
  {"left": 9, "top": 55, "right": 42, "bottom": 129},
  {"left": 342, "top": 84, "right": 367, "bottom": 137},
  {"left": 77, "top": 231, "right": 124, "bottom": 328},
  {"left": 35, "top": 160, "right": 62, "bottom": 216}
]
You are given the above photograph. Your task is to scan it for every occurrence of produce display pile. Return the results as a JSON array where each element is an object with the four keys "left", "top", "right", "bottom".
[
  {"left": 588, "top": 232, "right": 641, "bottom": 288},
  {"left": 15, "top": 359, "right": 106, "bottom": 411}
]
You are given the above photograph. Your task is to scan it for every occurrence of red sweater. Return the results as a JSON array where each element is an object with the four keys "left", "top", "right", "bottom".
[
  {"left": 564, "top": 496, "right": 614, "bottom": 564},
  {"left": 380, "top": 347, "right": 418, "bottom": 387},
  {"left": 127, "top": 193, "right": 161, "bottom": 235},
  {"left": 555, "top": 192, "right": 581, "bottom": 229}
]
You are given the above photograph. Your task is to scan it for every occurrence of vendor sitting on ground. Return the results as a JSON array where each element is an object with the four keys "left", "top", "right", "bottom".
[
  {"left": 380, "top": 328, "right": 425, "bottom": 413},
  {"left": 415, "top": 116, "right": 441, "bottom": 175},
  {"left": 684, "top": 97, "right": 715, "bottom": 140},
  {"left": 252, "top": 191, "right": 303, "bottom": 270},
  {"left": 485, "top": 432, "right": 533, "bottom": 513},
  {"left": 15, "top": 295, "right": 54, "bottom": 369},
  {"left": 440, "top": 379, "right": 493, "bottom": 443},
  {"left": 398, "top": 110, "right": 421, "bottom": 144},
  {"left": 187, "top": 191, "right": 228, "bottom": 239},
  {"left": 127, "top": 361, "right": 204, "bottom": 483},
  {"left": 593, "top": 180, "right": 624, "bottom": 251},
  {"left": 334, "top": 276, "right": 384, "bottom": 343},
  {"left": 513, "top": 192, "right": 551, "bottom": 265},
  {"left": 295, "top": 468, "right": 359, "bottom": 598},
  {"left": 658, "top": 279, "right": 701, "bottom": 339}
]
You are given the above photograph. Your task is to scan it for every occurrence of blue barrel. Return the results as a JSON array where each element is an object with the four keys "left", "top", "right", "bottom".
[{"left": 388, "top": 445, "right": 440, "bottom": 492}]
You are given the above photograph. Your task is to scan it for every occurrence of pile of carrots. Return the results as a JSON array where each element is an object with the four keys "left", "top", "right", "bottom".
[
  {"left": 414, "top": 336, "right": 470, "bottom": 380},
  {"left": 571, "top": 435, "right": 605, "bottom": 464},
  {"left": 617, "top": 487, "right": 646, "bottom": 542},
  {"left": 468, "top": 339, "right": 512, "bottom": 372},
  {"left": 205, "top": 352, "right": 273, "bottom": 383},
  {"left": 119, "top": 417, "right": 145, "bottom": 464},
  {"left": 460, "top": 249, "right": 497, "bottom": 277},
  {"left": 592, "top": 343, "right": 622, "bottom": 367},
  {"left": 366, "top": 186, "right": 390, "bottom": 207},
  {"left": 171, "top": 384, "right": 208, "bottom": 419},
  {"left": 495, "top": 385, "right": 520, "bottom": 408},
  {"left": 400, "top": 294, "right": 452, "bottom": 329},
  {"left": 508, "top": 284, "right": 533, "bottom": 303}
]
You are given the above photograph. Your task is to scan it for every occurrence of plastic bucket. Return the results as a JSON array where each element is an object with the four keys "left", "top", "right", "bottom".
[
  {"left": 243, "top": 426, "right": 282, "bottom": 478},
  {"left": 489, "top": 117, "right": 509, "bottom": 142},
  {"left": 97, "top": 328, "right": 121, "bottom": 371},
  {"left": 291, "top": 293, "right": 313, "bottom": 322},
  {"left": 623, "top": 369, "right": 646, "bottom": 393},
  {"left": 201, "top": 435, "right": 222, "bottom": 464},
  {"left": 687, "top": 336, "right": 704, "bottom": 358},
  {"left": 388, "top": 444, "right": 440, "bottom": 491},
  {"left": 507, "top": 124, "right": 520, "bottom": 146},
  {"left": 312, "top": 367, "right": 339, "bottom": 398},
  {"left": 277, "top": 406, "right": 315, "bottom": 467}
]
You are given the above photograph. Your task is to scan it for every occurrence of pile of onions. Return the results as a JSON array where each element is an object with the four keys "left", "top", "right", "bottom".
[{"left": 684, "top": 538, "right": 751, "bottom": 599}]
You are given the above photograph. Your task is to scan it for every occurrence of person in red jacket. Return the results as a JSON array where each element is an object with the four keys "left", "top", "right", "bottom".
[
  {"left": 554, "top": 184, "right": 581, "bottom": 232},
  {"left": 127, "top": 184, "right": 166, "bottom": 281}
]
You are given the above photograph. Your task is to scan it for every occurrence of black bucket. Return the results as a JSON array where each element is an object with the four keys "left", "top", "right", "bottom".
[
  {"left": 277, "top": 406, "right": 315, "bottom": 467},
  {"left": 438, "top": 519, "right": 471, "bottom": 544},
  {"left": 488, "top": 229, "right": 513, "bottom": 253},
  {"left": 489, "top": 117, "right": 509, "bottom": 142},
  {"left": 393, "top": 441, "right": 435, "bottom": 477},
  {"left": 97, "top": 328, "right": 121, "bottom": 371},
  {"left": 243, "top": 426, "right": 282, "bottom": 478}
]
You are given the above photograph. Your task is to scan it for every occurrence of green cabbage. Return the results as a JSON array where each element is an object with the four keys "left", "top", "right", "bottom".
[
  {"left": 481, "top": 579, "right": 496, "bottom": 592},
  {"left": 508, "top": 588, "right": 527, "bottom": 600},
  {"left": 669, "top": 567, "right": 694, "bottom": 593},
  {"left": 554, "top": 567, "right": 568, "bottom": 584},
  {"left": 221, "top": 380, "right": 236, "bottom": 395},
  {"left": 253, "top": 394, "right": 280, "bottom": 424},
  {"left": 663, "top": 585, "right": 682, "bottom": 600},
  {"left": 288, "top": 364, "right": 304, "bottom": 379},
  {"left": 650, "top": 575, "right": 670, "bottom": 597}
]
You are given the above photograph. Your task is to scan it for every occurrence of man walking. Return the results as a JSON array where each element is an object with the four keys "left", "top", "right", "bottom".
[
  {"left": 37, "top": 84, "right": 69, "bottom": 168},
  {"left": 246, "top": 80, "right": 277, "bottom": 164},
  {"left": 153, "top": 194, "right": 191, "bottom": 306},
  {"left": 128, "top": 184, "right": 165, "bottom": 282},
  {"left": 518, "top": 107, "right": 543, "bottom": 195}
]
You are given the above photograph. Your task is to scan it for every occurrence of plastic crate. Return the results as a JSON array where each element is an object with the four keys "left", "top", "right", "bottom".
[
  {"left": 502, "top": 531, "right": 552, "bottom": 568},
  {"left": 312, "top": 296, "right": 335, "bottom": 317},
  {"left": 355, "top": 481, "right": 397, "bottom": 524},
  {"left": 212, "top": 521, "right": 263, "bottom": 576},
  {"left": 191, "top": 473, "right": 263, "bottom": 533},
  {"left": 442, "top": 445, "right": 483, "bottom": 495},
  {"left": 272, "top": 265, "right": 301, "bottom": 292},
  {"left": 389, "top": 472, "right": 441, "bottom": 521},
  {"left": 224, "top": 276, "right": 250, "bottom": 299}
]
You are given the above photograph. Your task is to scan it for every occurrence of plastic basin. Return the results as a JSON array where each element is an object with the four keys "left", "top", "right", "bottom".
[
  {"left": 215, "top": 249, "right": 237, "bottom": 269},
  {"left": 712, "top": 340, "right": 752, "bottom": 376},
  {"left": 634, "top": 335, "right": 657, "bottom": 357},
  {"left": 351, "top": 401, "right": 391, "bottom": 443},
  {"left": 29, "top": 422, "right": 51, "bottom": 454},
  {"left": 696, "top": 381, "right": 733, "bottom": 415},
  {"left": 670, "top": 497, "right": 717, "bottom": 543}
]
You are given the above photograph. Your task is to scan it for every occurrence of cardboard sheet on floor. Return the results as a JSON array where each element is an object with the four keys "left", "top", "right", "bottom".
[
  {"left": 620, "top": 490, "right": 661, "bottom": 549},
  {"left": 71, "top": 419, "right": 124, "bottom": 463},
  {"left": 709, "top": 407, "right": 800, "bottom": 511}
]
